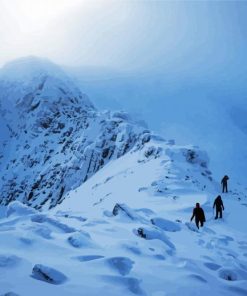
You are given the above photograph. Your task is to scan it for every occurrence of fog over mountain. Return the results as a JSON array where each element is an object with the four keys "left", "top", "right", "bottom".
[
  {"left": 65, "top": 65, "right": 247, "bottom": 185},
  {"left": 1, "top": 0, "right": 247, "bottom": 183}
]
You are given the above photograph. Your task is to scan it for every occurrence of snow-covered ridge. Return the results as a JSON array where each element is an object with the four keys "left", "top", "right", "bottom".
[
  {"left": 0, "top": 57, "right": 214, "bottom": 212},
  {"left": 0, "top": 57, "right": 157, "bottom": 209}
]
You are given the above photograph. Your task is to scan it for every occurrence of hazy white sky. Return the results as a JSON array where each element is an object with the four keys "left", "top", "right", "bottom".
[
  {"left": 0, "top": 0, "right": 85, "bottom": 66},
  {"left": 1, "top": 0, "right": 247, "bottom": 76}
]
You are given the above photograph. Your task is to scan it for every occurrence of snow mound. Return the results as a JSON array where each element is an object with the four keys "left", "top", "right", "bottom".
[
  {"left": 106, "top": 257, "right": 134, "bottom": 276},
  {"left": 101, "top": 275, "right": 144, "bottom": 295},
  {"left": 33, "top": 225, "right": 52, "bottom": 239},
  {"left": 68, "top": 231, "right": 95, "bottom": 248},
  {"left": 135, "top": 227, "right": 175, "bottom": 251},
  {"left": 151, "top": 217, "right": 181, "bottom": 232},
  {"left": 32, "top": 264, "right": 67, "bottom": 285},
  {"left": 31, "top": 214, "right": 76, "bottom": 233},
  {"left": 6, "top": 201, "right": 36, "bottom": 217},
  {"left": 0, "top": 254, "right": 22, "bottom": 268},
  {"left": 112, "top": 203, "right": 146, "bottom": 222}
]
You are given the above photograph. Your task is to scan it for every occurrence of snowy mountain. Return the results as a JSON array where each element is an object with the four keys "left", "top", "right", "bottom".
[
  {"left": 0, "top": 57, "right": 149, "bottom": 209},
  {"left": 0, "top": 57, "right": 246, "bottom": 296}
]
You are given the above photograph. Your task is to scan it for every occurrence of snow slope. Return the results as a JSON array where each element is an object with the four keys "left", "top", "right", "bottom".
[{"left": 0, "top": 136, "right": 246, "bottom": 296}]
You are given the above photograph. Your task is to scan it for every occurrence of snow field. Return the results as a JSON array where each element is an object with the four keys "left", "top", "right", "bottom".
[{"left": 0, "top": 140, "right": 246, "bottom": 295}]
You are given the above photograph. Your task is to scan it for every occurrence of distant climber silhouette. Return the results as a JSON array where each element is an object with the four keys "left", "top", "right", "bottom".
[
  {"left": 213, "top": 195, "right": 224, "bottom": 219},
  {"left": 221, "top": 175, "right": 229, "bottom": 193},
  {"left": 190, "top": 203, "right": 206, "bottom": 229}
]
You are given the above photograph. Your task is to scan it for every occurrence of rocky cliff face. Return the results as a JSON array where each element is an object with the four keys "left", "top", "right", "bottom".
[{"left": 0, "top": 57, "right": 150, "bottom": 209}]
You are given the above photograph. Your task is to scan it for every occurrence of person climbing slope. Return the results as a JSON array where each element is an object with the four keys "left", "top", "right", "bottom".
[
  {"left": 221, "top": 175, "right": 229, "bottom": 193},
  {"left": 213, "top": 195, "right": 224, "bottom": 219},
  {"left": 190, "top": 203, "right": 206, "bottom": 229}
]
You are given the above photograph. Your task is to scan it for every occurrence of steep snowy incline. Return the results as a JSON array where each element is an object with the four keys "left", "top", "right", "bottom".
[
  {"left": 59, "top": 139, "right": 213, "bottom": 216},
  {"left": 0, "top": 137, "right": 246, "bottom": 296},
  {"left": 0, "top": 57, "right": 149, "bottom": 209}
]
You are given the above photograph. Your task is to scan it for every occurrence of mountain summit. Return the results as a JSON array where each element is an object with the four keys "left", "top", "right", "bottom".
[
  {"left": 0, "top": 56, "right": 94, "bottom": 109},
  {"left": 1, "top": 56, "right": 66, "bottom": 82}
]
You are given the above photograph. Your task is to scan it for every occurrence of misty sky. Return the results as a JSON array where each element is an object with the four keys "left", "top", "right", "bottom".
[{"left": 1, "top": 0, "right": 247, "bottom": 76}]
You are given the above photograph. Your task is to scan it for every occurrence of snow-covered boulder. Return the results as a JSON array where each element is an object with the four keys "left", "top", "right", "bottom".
[
  {"left": 135, "top": 227, "right": 175, "bottom": 250},
  {"left": 112, "top": 203, "right": 146, "bottom": 223},
  {"left": 112, "top": 203, "right": 136, "bottom": 220},
  {"left": 32, "top": 264, "right": 67, "bottom": 285},
  {"left": 151, "top": 217, "right": 181, "bottom": 232},
  {"left": 68, "top": 231, "right": 94, "bottom": 248}
]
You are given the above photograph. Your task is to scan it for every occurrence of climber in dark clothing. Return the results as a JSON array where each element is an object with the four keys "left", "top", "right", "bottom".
[
  {"left": 190, "top": 203, "right": 206, "bottom": 229},
  {"left": 221, "top": 175, "right": 229, "bottom": 193},
  {"left": 213, "top": 195, "right": 224, "bottom": 219}
]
